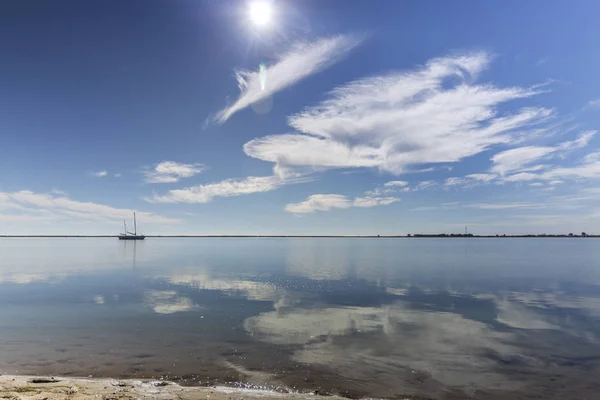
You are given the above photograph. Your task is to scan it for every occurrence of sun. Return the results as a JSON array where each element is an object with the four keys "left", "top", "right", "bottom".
[{"left": 248, "top": 1, "right": 273, "bottom": 28}]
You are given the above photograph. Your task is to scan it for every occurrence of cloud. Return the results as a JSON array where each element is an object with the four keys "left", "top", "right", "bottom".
[
  {"left": 491, "top": 146, "right": 556, "bottom": 176},
  {"left": 445, "top": 177, "right": 470, "bottom": 187},
  {"left": 587, "top": 99, "right": 600, "bottom": 109},
  {"left": 444, "top": 174, "right": 498, "bottom": 187},
  {"left": 353, "top": 196, "right": 399, "bottom": 207},
  {"left": 467, "top": 202, "right": 547, "bottom": 210},
  {"left": 285, "top": 194, "right": 398, "bottom": 213},
  {"left": 244, "top": 52, "right": 550, "bottom": 175},
  {"left": 439, "top": 130, "right": 599, "bottom": 187},
  {"left": 384, "top": 180, "right": 408, "bottom": 187},
  {"left": 0, "top": 190, "right": 180, "bottom": 224},
  {"left": 215, "top": 34, "right": 362, "bottom": 123},
  {"left": 491, "top": 132, "right": 599, "bottom": 182},
  {"left": 414, "top": 180, "right": 437, "bottom": 191},
  {"left": 90, "top": 170, "right": 108, "bottom": 178},
  {"left": 541, "top": 159, "right": 600, "bottom": 180},
  {"left": 51, "top": 189, "right": 68, "bottom": 196},
  {"left": 366, "top": 181, "right": 410, "bottom": 196},
  {"left": 144, "top": 161, "right": 206, "bottom": 183},
  {"left": 467, "top": 174, "right": 497, "bottom": 182},
  {"left": 146, "top": 174, "right": 303, "bottom": 203}
]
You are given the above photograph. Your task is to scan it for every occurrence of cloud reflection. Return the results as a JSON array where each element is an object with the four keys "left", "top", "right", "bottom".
[
  {"left": 245, "top": 301, "right": 522, "bottom": 390},
  {"left": 144, "top": 290, "right": 199, "bottom": 314}
]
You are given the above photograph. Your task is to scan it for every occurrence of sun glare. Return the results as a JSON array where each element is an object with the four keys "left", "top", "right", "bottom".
[{"left": 249, "top": 1, "right": 273, "bottom": 28}]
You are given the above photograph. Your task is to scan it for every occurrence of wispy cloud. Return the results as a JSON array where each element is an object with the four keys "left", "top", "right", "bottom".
[
  {"left": 146, "top": 173, "right": 307, "bottom": 203},
  {"left": 51, "top": 189, "right": 68, "bottom": 196},
  {"left": 490, "top": 146, "right": 556, "bottom": 176},
  {"left": 442, "top": 130, "right": 598, "bottom": 188},
  {"left": 215, "top": 34, "right": 362, "bottom": 123},
  {"left": 587, "top": 98, "right": 600, "bottom": 109},
  {"left": 0, "top": 191, "right": 180, "bottom": 224},
  {"left": 384, "top": 180, "right": 408, "bottom": 187},
  {"left": 90, "top": 170, "right": 108, "bottom": 178},
  {"left": 143, "top": 161, "right": 206, "bottom": 183},
  {"left": 244, "top": 52, "right": 550, "bottom": 175},
  {"left": 285, "top": 194, "right": 398, "bottom": 214},
  {"left": 414, "top": 180, "right": 437, "bottom": 191}
]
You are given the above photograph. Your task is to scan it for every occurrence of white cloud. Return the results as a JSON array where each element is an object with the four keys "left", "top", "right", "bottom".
[
  {"left": 146, "top": 174, "right": 297, "bottom": 203},
  {"left": 445, "top": 177, "right": 470, "bottom": 187},
  {"left": 0, "top": 190, "right": 179, "bottom": 224},
  {"left": 467, "top": 173, "right": 497, "bottom": 182},
  {"left": 90, "top": 170, "right": 108, "bottom": 178},
  {"left": 502, "top": 172, "right": 540, "bottom": 182},
  {"left": 490, "top": 130, "right": 597, "bottom": 179},
  {"left": 114, "top": 173, "right": 122, "bottom": 178},
  {"left": 285, "top": 194, "right": 351, "bottom": 213},
  {"left": 144, "top": 161, "right": 206, "bottom": 183},
  {"left": 352, "top": 196, "right": 399, "bottom": 207},
  {"left": 582, "top": 152, "right": 600, "bottom": 164},
  {"left": 51, "top": 189, "right": 68, "bottom": 196},
  {"left": 366, "top": 181, "right": 410, "bottom": 196},
  {"left": 557, "top": 130, "right": 596, "bottom": 150},
  {"left": 587, "top": 99, "right": 600, "bottom": 109},
  {"left": 491, "top": 146, "right": 555, "bottom": 176},
  {"left": 215, "top": 34, "right": 362, "bottom": 123},
  {"left": 467, "top": 202, "right": 546, "bottom": 210},
  {"left": 285, "top": 194, "right": 398, "bottom": 214},
  {"left": 541, "top": 160, "right": 600, "bottom": 180},
  {"left": 384, "top": 180, "right": 408, "bottom": 187},
  {"left": 444, "top": 173, "right": 498, "bottom": 188},
  {"left": 414, "top": 180, "right": 437, "bottom": 191},
  {"left": 536, "top": 57, "right": 549, "bottom": 66},
  {"left": 244, "top": 52, "right": 549, "bottom": 175}
]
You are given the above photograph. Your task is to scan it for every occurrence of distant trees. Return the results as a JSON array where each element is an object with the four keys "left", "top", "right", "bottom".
[
  {"left": 582, "top": 232, "right": 587, "bottom": 237},
  {"left": 568, "top": 233, "right": 574, "bottom": 236}
]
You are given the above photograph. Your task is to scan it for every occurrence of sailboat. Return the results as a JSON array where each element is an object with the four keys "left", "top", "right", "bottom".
[{"left": 118, "top": 212, "right": 145, "bottom": 240}]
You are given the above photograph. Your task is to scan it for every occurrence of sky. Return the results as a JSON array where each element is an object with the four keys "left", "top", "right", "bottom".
[{"left": 2, "top": 0, "right": 600, "bottom": 235}]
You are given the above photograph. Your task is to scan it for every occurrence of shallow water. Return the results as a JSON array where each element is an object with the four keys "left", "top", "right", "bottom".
[{"left": 1, "top": 238, "right": 600, "bottom": 399}]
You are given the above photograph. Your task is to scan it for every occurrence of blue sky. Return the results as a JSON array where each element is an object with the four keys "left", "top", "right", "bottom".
[{"left": 2, "top": 0, "right": 600, "bottom": 235}]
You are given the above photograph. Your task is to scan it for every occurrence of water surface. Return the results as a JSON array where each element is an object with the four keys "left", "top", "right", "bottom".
[{"left": 1, "top": 238, "right": 600, "bottom": 399}]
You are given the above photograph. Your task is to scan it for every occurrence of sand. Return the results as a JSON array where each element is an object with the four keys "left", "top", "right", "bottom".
[{"left": 0, "top": 375, "right": 359, "bottom": 400}]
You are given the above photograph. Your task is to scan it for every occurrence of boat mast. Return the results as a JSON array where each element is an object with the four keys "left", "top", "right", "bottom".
[
  {"left": 134, "top": 212, "right": 137, "bottom": 235},
  {"left": 124, "top": 220, "right": 127, "bottom": 235}
]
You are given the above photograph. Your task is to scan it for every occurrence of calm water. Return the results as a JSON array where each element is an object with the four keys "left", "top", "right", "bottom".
[{"left": 1, "top": 238, "right": 600, "bottom": 399}]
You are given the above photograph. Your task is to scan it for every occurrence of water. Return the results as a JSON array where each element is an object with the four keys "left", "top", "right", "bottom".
[{"left": 1, "top": 238, "right": 600, "bottom": 399}]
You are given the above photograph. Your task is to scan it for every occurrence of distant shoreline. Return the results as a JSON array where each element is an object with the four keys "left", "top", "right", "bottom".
[{"left": 1, "top": 235, "right": 598, "bottom": 238}]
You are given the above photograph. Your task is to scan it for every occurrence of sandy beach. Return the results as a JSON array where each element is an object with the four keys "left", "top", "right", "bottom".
[{"left": 0, "top": 375, "right": 362, "bottom": 400}]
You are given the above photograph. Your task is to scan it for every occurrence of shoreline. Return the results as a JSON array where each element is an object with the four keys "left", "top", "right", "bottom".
[
  {"left": 0, "top": 375, "right": 358, "bottom": 400},
  {"left": 0, "top": 235, "right": 598, "bottom": 238}
]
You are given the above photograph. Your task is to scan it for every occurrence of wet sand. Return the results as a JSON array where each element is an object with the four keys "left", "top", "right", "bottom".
[{"left": 0, "top": 375, "right": 366, "bottom": 400}]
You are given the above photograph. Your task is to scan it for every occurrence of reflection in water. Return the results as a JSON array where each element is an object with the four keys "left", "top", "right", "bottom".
[
  {"left": 285, "top": 240, "right": 351, "bottom": 281},
  {"left": 144, "top": 290, "right": 199, "bottom": 314},
  {"left": 1, "top": 238, "right": 600, "bottom": 399}
]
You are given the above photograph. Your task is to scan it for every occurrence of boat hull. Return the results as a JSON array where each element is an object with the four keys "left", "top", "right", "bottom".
[{"left": 118, "top": 235, "right": 145, "bottom": 240}]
